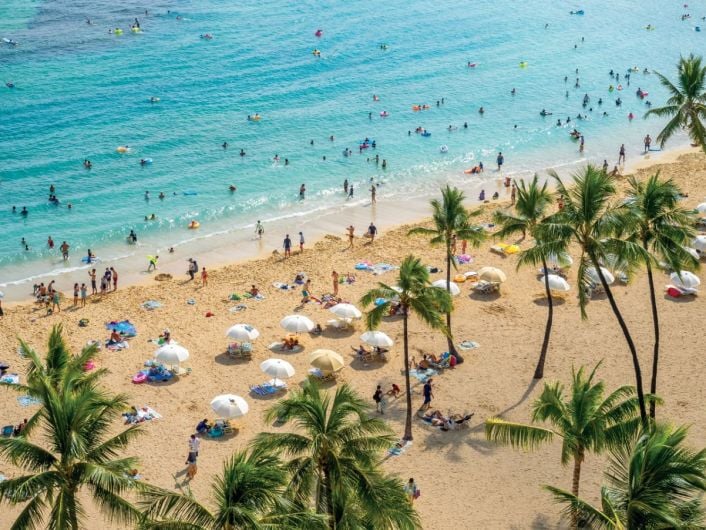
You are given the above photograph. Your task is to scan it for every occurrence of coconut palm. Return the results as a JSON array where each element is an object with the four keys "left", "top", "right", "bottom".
[
  {"left": 408, "top": 186, "right": 485, "bottom": 362},
  {"left": 619, "top": 173, "right": 698, "bottom": 420},
  {"left": 494, "top": 175, "right": 568, "bottom": 379},
  {"left": 645, "top": 54, "right": 706, "bottom": 152},
  {"left": 545, "top": 166, "right": 650, "bottom": 426},
  {"left": 360, "top": 255, "right": 452, "bottom": 440},
  {"left": 546, "top": 424, "right": 706, "bottom": 529},
  {"left": 254, "top": 381, "right": 420, "bottom": 530},
  {"left": 140, "top": 447, "right": 326, "bottom": 529},
  {"left": 0, "top": 326, "right": 143, "bottom": 529},
  {"left": 485, "top": 363, "right": 645, "bottom": 529}
]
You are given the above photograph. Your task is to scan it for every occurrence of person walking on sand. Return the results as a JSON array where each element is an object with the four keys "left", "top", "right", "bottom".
[
  {"left": 346, "top": 225, "right": 355, "bottom": 249},
  {"left": 511, "top": 183, "right": 517, "bottom": 205},
  {"left": 110, "top": 267, "right": 118, "bottom": 290},
  {"left": 73, "top": 283, "right": 79, "bottom": 307},
  {"left": 644, "top": 134, "right": 652, "bottom": 153},
  {"left": 373, "top": 385, "right": 384, "bottom": 414},
  {"left": 51, "top": 289, "right": 61, "bottom": 313},
  {"left": 147, "top": 255, "right": 159, "bottom": 272},
  {"left": 618, "top": 143, "right": 626, "bottom": 165},
  {"left": 283, "top": 234, "right": 292, "bottom": 258},
  {"left": 201, "top": 267, "right": 208, "bottom": 286},
  {"left": 367, "top": 222, "right": 377, "bottom": 242},
  {"left": 80, "top": 283, "right": 87, "bottom": 307},
  {"left": 299, "top": 231, "right": 305, "bottom": 253},
  {"left": 187, "top": 258, "right": 198, "bottom": 280},
  {"left": 89, "top": 269, "right": 97, "bottom": 295},
  {"left": 422, "top": 378, "right": 433, "bottom": 410},
  {"left": 404, "top": 478, "right": 419, "bottom": 504},
  {"left": 332, "top": 270, "right": 339, "bottom": 296}
]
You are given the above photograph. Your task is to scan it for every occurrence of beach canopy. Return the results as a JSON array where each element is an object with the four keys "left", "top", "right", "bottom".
[
  {"left": 696, "top": 202, "right": 706, "bottom": 214},
  {"left": 586, "top": 266, "right": 614, "bottom": 285},
  {"left": 309, "top": 349, "right": 345, "bottom": 373},
  {"left": 360, "top": 330, "right": 394, "bottom": 348},
  {"left": 478, "top": 267, "right": 507, "bottom": 284},
  {"left": 280, "top": 315, "right": 315, "bottom": 333},
  {"left": 329, "top": 303, "right": 362, "bottom": 320},
  {"left": 260, "top": 358, "right": 295, "bottom": 384},
  {"left": 432, "top": 279, "right": 461, "bottom": 296},
  {"left": 226, "top": 324, "right": 260, "bottom": 341},
  {"left": 670, "top": 270, "right": 700, "bottom": 289},
  {"left": 693, "top": 235, "right": 706, "bottom": 252},
  {"left": 210, "top": 394, "right": 249, "bottom": 419},
  {"left": 154, "top": 344, "right": 189, "bottom": 365},
  {"left": 547, "top": 253, "right": 574, "bottom": 268},
  {"left": 542, "top": 274, "right": 570, "bottom": 292}
]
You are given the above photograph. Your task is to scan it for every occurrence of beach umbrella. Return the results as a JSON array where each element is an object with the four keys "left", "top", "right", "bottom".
[
  {"left": 670, "top": 271, "right": 700, "bottom": 289},
  {"left": 547, "top": 253, "right": 574, "bottom": 268},
  {"left": 586, "top": 266, "right": 614, "bottom": 285},
  {"left": 260, "top": 358, "right": 295, "bottom": 386},
  {"left": 541, "top": 274, "right": 571, "bottom": 292},
  {"left": 0, "top": 291, "right": 4, "bottom": 299},
  {"left": 360, "top": 330, "right": 394, "bottom": 348},
  {"left": 478, "top": 266, "right": 507, "bottom": 283},
  {"left": 226, "top": 324, "right": 260, "bottom": 341},
  {"left": 696, "top": 202, "right": 706, "bottom": 214},
  {"left": 210, "top": 394, "right": 249, "bottom": 419},
  {"left": 432, "top": 279, "right": 461, "bottom": 296},
  {"left": 329, "top": 303, "right": 362, "bottom": 320},
  {"left": 692, "top": 235, "right": 706, "bottom": 252},
  {"left": 154, "top": 344, "right": 189, "bottom": 365},
  {"left": 683, "top": 247, "right": 700, "bottom": 260},
  {"left": 309, "top": 349, "right": 345, "bottom": 373},
  {"left": 280, "top": 315, "right": 315, "bottom": 333}
]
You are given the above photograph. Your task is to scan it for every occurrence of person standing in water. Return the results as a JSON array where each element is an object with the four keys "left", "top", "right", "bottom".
[
  {"left": 60, "top": 241, "right": 70, "bottom": 261},
  {"left": 370, "top": 184, "right": 377, "bottom": 204},
  {"left": 496, "top": 152, "right": 504, "bottom": 171},
  {"left": 299, "top": 184, "right": 306, "bottom": 199},
  {"left": 643, "top": 134, "right": 652, "bottom": 153},
  {"left": 348, "top": 185, "right": 354, "bottom": 199},
  {"left": 344, "top": 179, "right": 349, "bottom": 194},
  {"left": 618, "top": 144, "right": 626, "bottom": 165},
  {"left": 255, "top": 220, "right": 264, "bottom": 239}
]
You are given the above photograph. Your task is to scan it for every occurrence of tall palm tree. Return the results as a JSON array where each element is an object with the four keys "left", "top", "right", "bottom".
[
  {"left": 619, "top": 173, "right": 698, "bottom": 420},
  {"left": 140, "top": 447, "right": 326, "bottom": 529},
  {"left": 254, "top": 382, "right": 420, "bottom": 530},
  {"left": 545, "top": 166, "right": 650, "bottom": 426},
  {"left": 485, "top": 364, "right": 646, "bottom": 530},
  {"left": 0, "top": 326, "right": 143, "bottom": 530},
  {"left": 494, "top": 175, "right": 567, "bottom": 379},
  {"left": 408, "top": 185, "right": 485, "bottom": 362},
  {"left": 547, "top": 424, "right": 706, "bottom": 529},
  {"left": 360, "top": 255, "right": 452, "bottom": 441},
  {"left": 645, "top": 54, "right": 706, "bottom": 152}
]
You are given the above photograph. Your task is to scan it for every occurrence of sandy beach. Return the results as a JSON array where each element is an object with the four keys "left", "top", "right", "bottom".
[{"left": 1, "top": 150, "right": 705, "bottom": 529}]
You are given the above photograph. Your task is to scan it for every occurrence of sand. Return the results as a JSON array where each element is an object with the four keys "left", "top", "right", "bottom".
[{"left": 1, "top": 150, "right": 705, "bottom": 530}]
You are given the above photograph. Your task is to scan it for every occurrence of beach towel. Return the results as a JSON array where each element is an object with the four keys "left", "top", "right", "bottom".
[
  {"left": 229, "top": 293, "right": 242, "bottom": 300},
  {"left": 371, "top": 263, "right": 398, "bottom": 275},
  {"left": 269, "top": 342, "right": 303, "bottom": 353},
  {"left": 186, "top": 298, "right": 196, "bottom": 305},
  {"left": 106, "top": 341, "right": 129, "bottom": 352},
  {"left": 410, "top": 368, "right": 437, "bottom": 382},
  {"left": 458, "top": 340, "right": 480, "bottom": 350},
  {"left": 0, "top": 374, "right": 20, "bottom": 384},
  {"left": 272, "top": 282, "right": 296, "bottom": 290},
  {"left": 229, "top": 304, "right": 247, "bottom": 313},
  {"left": 142, "top": 300, "right": 162, "bottom": 310},
  {"left": 243, "top": 293, "right": 266, "bottom": 301},
  {"left": 17, "top": 395, "right": 42, "bottom": 407},
  {"left": 387, "top": 440, "right": 412, "bottom": 457},
  {"left": 137, "top": 406, "right": 162, "bottom": 420},
  {"left": 455, "top": 254, "right": 473, "bottom": 264},
  {"left": 105, "top": 320, "right": 137, "bottom": 337}
]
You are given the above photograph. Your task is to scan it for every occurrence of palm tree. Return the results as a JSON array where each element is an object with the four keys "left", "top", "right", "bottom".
[
  {"left": 619, "top": 173, "right": 697, "bottom": 420},
  {"left": 645, "top": 54, "right": 706, "bottom": 152},
  {"left": 485, "top": 364, "right": 645, "bottom": 530},
  {"left": 0, "top": 326, "right": 143, "bottom": 529},
  {"left": 254, "top": 381, "right": 420, "bottom": 530},
  {"left": 408, "top": 186, "right": 485, "bottom": 362},
  {"left": 360, "top": 255, "right": 452, "bottom": 441},
  {"left": 547, "top": 424, "right": 706, "bottom": 529},
  {"left": 494, "top": 175, "right": 567, "bottom": 379},
  {"left": 140, "top": 447, "right": 326, "bottom": 529},
  {"left": 545, "top": 166, "right": 650, "bottom": 426}
]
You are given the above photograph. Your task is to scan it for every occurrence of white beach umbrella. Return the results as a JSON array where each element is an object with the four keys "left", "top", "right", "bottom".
[
  {"left": 695, "top": 202, "right": 706, "bottom": 214},
  {"left": 692, "top": 235, "right": 706, "bottom": 252},
  {"left": 226, "top": 324, "right": 260, "bottom": 341},
  {"left": 329, "top": 303, "right": 362, "bottom": 320},
  {"left": 210, "top": 394, "right": 249, "bottom": 419},
  {"left": 478, "top": 266, "right": 507, "bottom": 283},
  {"left": 360, "top": 331, "right": 394, "bottom": 348},
  {"left": 547, "top": 253, "right": 574, "bottom": 268},
  {"left": 154, "top": 344, "right": 189, "bottom": 365},
  {"left": 670, "top": 271, "right": 701, "bottom": 289},
  {"left": 541, "top": 274, "right": 571, "bottom": 292},
  {"left": 280, "top": 315, "right": 315, "bottom": 333},
  {"left": 683, "top": 247, "right": 700, "bottom": 260},
  {"left": 260, "top": 358, "right": 295, "bottom": 386},
  {"left": 309, "top": 349, "right": 345, "bottom": 373},
  {"left": 586, "top": 266, "right": 614, "bottom": 285},
  {"left": 432, "top": 279, "right": 461, "bottom": 296}
]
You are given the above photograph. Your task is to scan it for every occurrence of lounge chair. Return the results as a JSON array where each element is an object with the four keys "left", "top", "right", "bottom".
[
  {"left": 473, "top": 280, "right": 498, "bottom": 294},
  {"left": 250, "top": 382, "right": 285, "bottom": 396},
  {"left": 2, "top": 425, "right": 13, "bottom": 437},
  {"left": 309, "top": 368, "right": 339, "bottom": 382},
  {"left": 227, "top": 342, "right": 253, "bottom": 360}
]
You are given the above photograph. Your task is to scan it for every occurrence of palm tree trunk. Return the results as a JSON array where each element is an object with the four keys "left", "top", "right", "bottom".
[
  {"left": 445, "top": 249, "right": 461, "bottom": 363},
  {"left": 533, "top": 257, "right": 553, "bottom": 379},
  {"left": 322, "top": 465, "right": 336, "bottom": 529},
  {"left": 644, "top": 254, "right": 660, "bottom": 420},
  {"left": 590, "top": 255, "right": 648, "bottom": 427},
  {"left": 570, "top": 447, "right": 584, "bottom": 530},
  {"left": 402, "top": 311, "right": 413, "bottom": 441}
]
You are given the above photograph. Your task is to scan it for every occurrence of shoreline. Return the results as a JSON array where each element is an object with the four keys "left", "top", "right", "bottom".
[{"left": 1, "top": 142, "right": 698, "bottom": 307}]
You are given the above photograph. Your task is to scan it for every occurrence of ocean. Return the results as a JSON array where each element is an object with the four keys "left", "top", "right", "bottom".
[{"left": 0, "top": 0, "right": 702, "bottom": 297}]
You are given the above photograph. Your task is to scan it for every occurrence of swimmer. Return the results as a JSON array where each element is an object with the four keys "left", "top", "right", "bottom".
[
  {"left": 240, "top": 149, "right": 245, "bottom": 157},
  {"left": 222, "top": 141, "right": 228, "bottom": 149},
  {"left": 83, "top": 159, "right": 92, "bottom": 169},
  {"left": 285, "top": 158, "right": 289, "bottom": 165},
  {"left": 229, "top": 185, "right": 237, "bottom": 192},
  {"left": 556, "top": 119, "right": 562, "bottom": 126},
  {"left": 158, "top": 192, "right": 165, "bottom": 199},
  {"left": 511, "top": 88, "right": 516, "bottom": 95},
  {"left": 330, "top": 135, "right": 335, "bottom": 141},
  {"left": 478, "top": 106, "right": 485, "bottom": 114},
  {"left": 144, "top": 191, "right": 150, "bottom": 200},
  {"left": 299, "top": 183, "right": 306, "bottom": 199},
  {"left": 21, "top": 206, "right": 28, "bottom": 216},
  {"left": 463, "top": 122, "right": 468, "bottom": 129}
]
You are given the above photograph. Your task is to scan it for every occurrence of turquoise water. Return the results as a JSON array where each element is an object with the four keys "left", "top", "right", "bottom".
[{"left": 0, "top": 0, "right": 702, "bottom": 288}]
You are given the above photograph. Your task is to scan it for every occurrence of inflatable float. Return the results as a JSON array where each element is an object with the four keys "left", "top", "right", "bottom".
[
  {"left": 519, "top": 61, "right": 528, "bottom": 68},
  {"left": 116, "top": 146, "right": 130, "bottom": 153},
  {"left": 570, "top": 10, "right": 585, "bottom": 15},
  {"left": 114, "top": 28, "right": 123, "bottom": 35},
  {"left": 149, "top": 96, "right": 160, "bottom": 102},
  {"left": 379, "top": 111, "right": 389, "bottom": 117},
  {"left": 312, "top": 49, "right": 321, "bottom": 56},
  {"left": 467, "top": 62, "right": 477, "bottom": 68},
  {"left": 140, "top": 158, "right": 153, "bottom": 165},
  {"left": 81, "top": 256, "right": 99, "bottom": 264},
  {"left": 131, "top": 26, "right": 141, "bottom": 33},
  {"left": 454, "top": 274, "right": 466, "bottom": 283},
  {"left": 188, "top": 220, "right": 200, "bottom": 229},
  {"left": 132, "top": 372, "right": 147, "bottom": 384},
  {"left": 412, "top": 104, "right": 430, "bottom": 111},
  {"left": 421, "top": 131, "right": 431, "bottom": 137},
  {"left": 248, "top": 114, "right": 262, "bottom": 121},
  {"left": 439, "top": 145, "right": 448, "bottom": 153}
]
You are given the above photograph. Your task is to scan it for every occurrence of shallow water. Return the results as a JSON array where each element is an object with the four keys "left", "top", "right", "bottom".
[{"left": 0, "top": 0, "right": 702, "bottom": 292}]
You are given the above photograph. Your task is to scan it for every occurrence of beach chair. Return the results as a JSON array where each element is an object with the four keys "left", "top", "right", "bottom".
[
  {"left": 2, "top": 425, "right": 13, "bottom": 437},
  {"left": 473, "top": 280, "right": 498, "bottom": 295},
  {"left": 227, "top": 342, "right": 253, "bottom": 360},
  {"left": 250, "top": 383, "right": 284, "bottom": 396}
]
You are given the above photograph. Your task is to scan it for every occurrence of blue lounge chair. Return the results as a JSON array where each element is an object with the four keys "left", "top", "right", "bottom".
[{"left": 2, "top": 425, "right": 14, "bottom": 437}]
